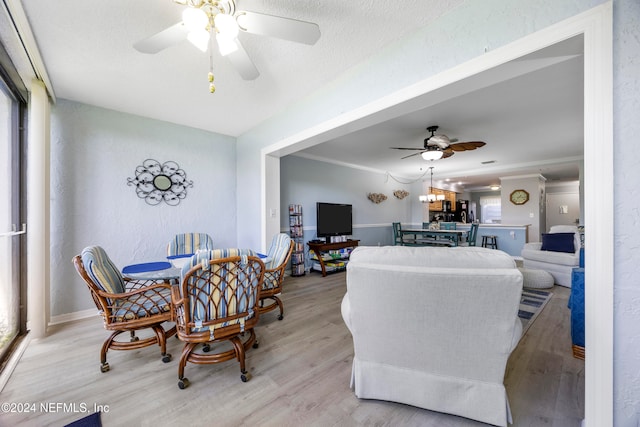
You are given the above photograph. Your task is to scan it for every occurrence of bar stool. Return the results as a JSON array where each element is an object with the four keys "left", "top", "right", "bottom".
[{"left": 481, "top": 235, "right": 498, "bottom": 249}]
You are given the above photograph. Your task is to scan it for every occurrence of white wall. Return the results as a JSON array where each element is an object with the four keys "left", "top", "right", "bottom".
[
  {"left": 279, "top": 155, "right": 414, "bottom": 244},
  {"left": 51, "top": 100, "right": 237, "bottom": 317},
  {"left": 500, "top": 174, "right": 546, "bottom": 241},
  {"left": 546, "top": 181, "right": 581, "bottom": 229},
  {"left": 613, "top": 0, "right": 640, "bottom": 424}
]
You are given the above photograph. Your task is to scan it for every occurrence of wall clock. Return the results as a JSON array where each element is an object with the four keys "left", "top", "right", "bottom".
[{"left": 509, "top": 189, "right": 530, "bottom": 205}]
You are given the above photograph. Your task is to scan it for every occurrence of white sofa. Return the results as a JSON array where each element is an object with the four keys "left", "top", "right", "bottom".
[
  {"left": 341, "top": 246, "right": 523, "bottom": 427},
  {"left": 520, "top": 225, "right": 581, "bottom": 287}
]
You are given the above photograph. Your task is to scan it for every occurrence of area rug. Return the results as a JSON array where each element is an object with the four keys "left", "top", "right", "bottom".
[
  {"left": 519, "top": 288, "right": 553, "bottom": 334},
  {"left": 64, "top": 412, "right": 101, "bottom": 427}
]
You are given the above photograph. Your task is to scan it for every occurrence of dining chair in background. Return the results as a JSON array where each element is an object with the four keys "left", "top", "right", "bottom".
[
  {"left": 392, "top": 222, "right": 403, "bottom": 245},
  {"left": 171, "top": 248, "right": 264, "bottom": 388},
  {"left": 72, "top": 246, "right": 176, "bottom": 373},
  {"left": 394, "top": 222, "right": 420, "bottom": 245},
  {"left": 460, "top": 223, "right": 479, "bottom": 247},
  {"left": 166, "top": 232, "right": 214, "bottom": 256},
  {"left": 260, "top": 233, "right": 295, "bottom": 320}
]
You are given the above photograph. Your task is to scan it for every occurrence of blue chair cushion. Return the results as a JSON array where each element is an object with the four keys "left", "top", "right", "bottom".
[
  {"left": 113, "top": 289, "right": 172, "bottom": 321},
  {"left": 265, "top": 234, "right": 292, "bottom": 270},
  {"left": 81, "top": 246, "right": 125, "bottom": 295},
  {"left": 167, "top": 233, "right": 214, "bottom": 256}
]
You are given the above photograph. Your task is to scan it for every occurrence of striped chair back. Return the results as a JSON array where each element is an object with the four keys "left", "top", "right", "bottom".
[
  {"left": 81, "top": 246, "right": 125, "bottom": 295},
  {"left": 178, "top": 249, "right": 263, "bottom": 335},
  {"left": 441, "top": 222, "right": 457, "bottom": 230},
  {"left": 167, "top": 233, "right": 214, "bottom": 256},
  {"left": 265, "top": 233, "right": 292, "bottom": 270}
]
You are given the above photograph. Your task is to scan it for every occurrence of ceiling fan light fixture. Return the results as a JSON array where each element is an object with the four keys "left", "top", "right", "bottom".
[
  {"left": 421, "top": 149, "right": 444, "bottom": 161},
  {"left": 214, "top": 13, "right": 239, "bottom": 38},
  {"left": 187, "top": 28, "right": 210, "bottom": 52},
  {"left": 216, "top": 33, "right": 238, "bottom": 56},
  {"left": 182, "top": 7, "right": 208, "bottom": 31}
]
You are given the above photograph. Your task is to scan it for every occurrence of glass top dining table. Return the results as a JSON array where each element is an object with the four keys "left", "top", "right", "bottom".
[{"left": 122, "top": 253, "right": 272, "bottom": 281}]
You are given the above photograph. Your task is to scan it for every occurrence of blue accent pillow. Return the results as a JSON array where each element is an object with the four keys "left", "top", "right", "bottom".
[{"left": 541, "top": 232, "right": 575, "bottom": 253}]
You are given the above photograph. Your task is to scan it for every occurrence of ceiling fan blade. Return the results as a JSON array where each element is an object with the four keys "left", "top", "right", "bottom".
[
  {"left": 134, "top": 22, "right": 189, "bottom": 54},
  {"left": 235, "top": 11, "right": 321, "bottom": 45},
  {"left": 442, "top": 149, "right": 455, "bottom": 158},
  {"left": 448, "top": 141, "right": 486, "bottom": 152},
  {"left": 225, "top": 38, "right": 259, "bottom": 80},
  {"left": 401, "top": 152, "right": 423, "bottom": 160}
]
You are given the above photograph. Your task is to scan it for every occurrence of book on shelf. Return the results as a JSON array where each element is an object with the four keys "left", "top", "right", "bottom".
[{"left": 288, "top": 204, "right": 302, "bottom": 215}]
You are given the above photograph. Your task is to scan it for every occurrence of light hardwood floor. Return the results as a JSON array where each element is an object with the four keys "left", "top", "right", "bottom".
[{"left": 0, "top": 272, "right": 584, "bottom": 426}]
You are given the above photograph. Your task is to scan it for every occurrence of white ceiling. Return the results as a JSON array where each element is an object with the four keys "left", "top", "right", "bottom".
[
  {"left": 296, "top": 37, "right": 584, "bottom": 190},
  {"left": 19, "top": 0, "right": 463, "bottom": 136},
  {"left": 16, "top": 0, "right": 583, "bottom": 191}
]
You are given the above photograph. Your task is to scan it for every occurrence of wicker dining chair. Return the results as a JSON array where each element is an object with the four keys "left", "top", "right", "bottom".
[
  {"left": 72, "top": 246, "right": 176, "bottom": 373},
  {"left": 171, "top": 249, "right": 265, "bottom": 388},
  {"left": 259, "top": 234, "right": 295, "bottom": 320}
]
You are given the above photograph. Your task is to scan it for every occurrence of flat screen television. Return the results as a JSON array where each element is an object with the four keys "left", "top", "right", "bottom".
[{"left": 316, "top": 202, "right": 352, "bottom": 237}]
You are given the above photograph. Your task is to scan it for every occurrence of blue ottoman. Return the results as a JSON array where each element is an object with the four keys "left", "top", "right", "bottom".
[{"left": 570, "top": 267, "right": 585, "bottom": 360}]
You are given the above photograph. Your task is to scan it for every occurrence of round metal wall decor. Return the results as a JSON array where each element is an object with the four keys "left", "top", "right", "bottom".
[{"left": 127, "top": 159, "right": 193, "bottom": 206}]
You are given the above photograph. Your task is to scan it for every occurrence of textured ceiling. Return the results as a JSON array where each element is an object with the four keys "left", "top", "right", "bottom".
[
  {"left": 16, "top": 0, "right": 583, "bottom": 190},
  {"left": 20, "top": 0, "right": 463, "bottom": 137}
]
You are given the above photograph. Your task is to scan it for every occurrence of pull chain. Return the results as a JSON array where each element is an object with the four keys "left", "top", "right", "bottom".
[{"left": 207, "top": 25, "right": 216, "bottom": 93}]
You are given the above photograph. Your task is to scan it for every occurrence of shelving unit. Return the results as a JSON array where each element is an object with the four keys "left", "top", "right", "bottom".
[
  {"left": 288, "top": 204, "right": 305, "bottom": 276},
  {"left": 308, "top": 240, "right": 360, "bottom": 277}
]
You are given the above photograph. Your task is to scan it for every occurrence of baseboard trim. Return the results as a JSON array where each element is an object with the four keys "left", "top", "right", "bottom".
[
  {"left": 49, "top": 308, "right": 99, "bottom": 326},
  {"left": 0, "top": 334, "right": 31, "bottom": 393}
]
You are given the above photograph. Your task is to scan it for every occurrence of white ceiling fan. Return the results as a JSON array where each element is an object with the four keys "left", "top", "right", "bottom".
[{"left": 133, "top": 0, "right": 321, "bottom": 91}]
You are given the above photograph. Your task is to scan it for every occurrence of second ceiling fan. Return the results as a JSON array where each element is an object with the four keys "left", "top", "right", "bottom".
[{"left": 391, "top": 125, "right": 486, "bottom": 160}]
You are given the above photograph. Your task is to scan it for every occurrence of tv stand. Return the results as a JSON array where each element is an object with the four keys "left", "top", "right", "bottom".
[{"left": 308, "top": 240, "right": 359, "bottom": 277}]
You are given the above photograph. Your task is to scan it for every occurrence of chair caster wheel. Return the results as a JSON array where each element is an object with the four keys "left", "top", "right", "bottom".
[
  {"left": 162, "top": 353, "right": 172, "bottom": 363},
  {"left": 252, "top": 341, "right": 259, "bottom": 349},
  {"left": 100, "top": 363, "right": 110, "bottom": 373},
  {"left": 240, "top": 371, "right": 251, "bottom": 382},
  {"left": 277, "top": 314, "right": 284, "bottom": 321},
  {"left": 130, "top": 336, "right": 140, "bottom": 342},
  {"left": 178, "top": 378, "right": 189, "bottom": 389},
  {"left": 202, "top": 344, "right": 210, "bottom": 353}
]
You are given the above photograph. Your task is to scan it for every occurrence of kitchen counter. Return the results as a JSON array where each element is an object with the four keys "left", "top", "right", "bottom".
[{"left": 455, "top": 224, "right": 529, "bottom": 256}]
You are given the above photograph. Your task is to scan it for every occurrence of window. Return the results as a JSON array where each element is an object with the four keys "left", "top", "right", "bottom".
[
  {"left": 0, "top": 51, "right": 27, "bottom": 370},
  {"left": 480, "top": 196, "right": 501, "bottom": 224}
]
